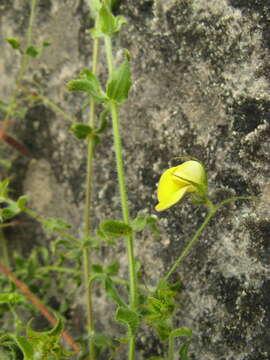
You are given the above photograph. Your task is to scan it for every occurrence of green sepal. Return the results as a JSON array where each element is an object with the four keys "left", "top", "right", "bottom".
[
  {"left": 6, "top": 37, "right": 21, "bottom": 49},
  {"left": 25, "top": 45, "right": 39, "bottom": 58},
  {"left": 106, "top": 57, "right": 132, "bottom": 103},
  {"left": 99, "top": 219, "right": 132, "bottom": 240},
  {"left": 115, "top": 307, "right": 140, "bottom": 336},
  {"left": 70, "top": 123, "right": 93, "bottom": 139}
]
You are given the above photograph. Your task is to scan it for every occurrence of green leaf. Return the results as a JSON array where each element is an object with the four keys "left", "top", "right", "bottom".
[
  {"left": 99, "top": 219, "right": 132, "bottom": 239},
  {"left": 43, "top": 218, "right": 72, "bottom": 232},
  {"left": 89, "top": 0, "right": 102, "bottom": 18},
  {"left": 0, "top": 293, "right": 25, "bottom": 305},
  {"left": 106, "top": 58, "right": 132, "bottom": 103},
  {"left": 104, "top": 277, "right": 127, "bottom": 308},
  {"left": 105, "top": 261, "right": 120, "bottom": 276},
  {"left": 130, "top": 215, "right": 158, "bottom": 233},
  {"left": 178, "top": 342, "right": 191, "bottom": 360},
  {"left": 6, "top": 38, "right": 20, "bottom": 49},
  {"left": 170, "top": 327, "right": 192, "bottom": 340},
  {"left": 25, "top": 45, "right": 39, "bottom": 58},
  {"left": 95, "top": 108, "right": 109, "bottom": 133},
  {"left": 67, "top": 70, "right": 107, "bottom": 103},
  {"left": 1, "top": 203, "right": 20, "bottom": 221},
  {"left": 99, "top": 5, "right": 115, "bottom": 34},
  {"left": 0, "top": 179, "right": 10, "bottom": 199},
  {"left": 15, "top": 336, "right": 34, "bottom": 359},
  {"left": 17, "top": 195, "right": 28, "bottom": 211},
  {"left": 91, "top": 332, "right": 113, "bottom": 350},
  {"left": 42, "top": 41, "right": 51, "bottom": 47},
  {"left": 92, "top": 264, "right": 104, "bottom": 273},
  {"left": 70, "top": 123, "right": 93, "bottom": 139},
  {"left": 115, "top": 307, "right": 140, "bottom": 336}
]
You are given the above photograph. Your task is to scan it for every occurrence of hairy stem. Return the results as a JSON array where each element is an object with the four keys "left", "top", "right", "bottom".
[{"left": 104, "top": 35, "right": 137, "bottom": 360}]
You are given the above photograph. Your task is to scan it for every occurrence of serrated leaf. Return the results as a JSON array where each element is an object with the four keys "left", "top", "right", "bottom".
[
  {"left": 6, "top": 37, "right": 20, "bottom": 49},
  {"left": 106, "top": 59, "right": 132, "bottom": 103},
  {"left": 99, "top": 219, "right": 132, "bottom": 239},
  {"left": 115, "top": 307, "right": 140, "bottom": 336},
  {"left": 70, "top": 123, "right": 93, "bottom": 139},
  {"left": 104, "top": 277, "right": 127, "bottom": 308},
  {"left": 25, "top": 45, "right": 39, "bottom": 58}
]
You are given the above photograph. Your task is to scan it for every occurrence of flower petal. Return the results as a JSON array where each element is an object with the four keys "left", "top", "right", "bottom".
[
  {"left": 155, "top": 185, "right": 190, "bottom": 211},
  {"left": 173, "top": 160, "right": 206, "bottom": 185},
  {"left": 157, "top": 166, "right": 186, "bottom": 204}
]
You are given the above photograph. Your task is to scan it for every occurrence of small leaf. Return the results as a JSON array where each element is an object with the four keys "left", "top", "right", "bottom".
[
  {"left": 99, "top": 219, "right": 132, "bottom": 239},
  {"left": 25, "top": 45, "right": 39, "bottom": 58},
  {"left": 67, "top": 70, "right": 107, "bottom": 103},
  {"left": 115, "top": 307, "right": 140, "bottom": 336},
  {"left": 99, "top": 5, "right": 116, "bottom": 35},
  {"left": 70, "top": 123, "right": 93, "bottom": 139},
  {"left": 105, "top": 261, "right": 120, "bottom": 276},
  {"left": 91, "top": 333, "right": 113, "bottom": 350},
  {"left": 15, "top": 336, "right": 34, "bottom": 359},
  {"left": 170, "top": 327, "right": 192, "bottom": 339},
  {"left": 95, "top": 108, "right": 109, "bottom": 133},
  {"left": 178, "top": 342, "right": 191, "bottom": 360},
  {"left": 17, "top": 195, "right": 28, "bottom": 211},
  {"left": 106, "top": 58, "right": 132, "bottom": 103},
  {"left": 92, "top": 264, "right": 104, "bottom": 273},
  {"left": 6, "top": 37, "right": 20, "bottom": 49},
  {"left": 43, "top": 218, "right": 71, "bottom": 232},
  {"left": 89, "top": 0, "right": 102, "bottom": 18},
  {"left": 42, "top": 41, "right": 51, "bottom": 47},
  {"left": 0, "top": 293, "right": 25, "bottom": 305},
  {"left": 104, "top": 277, "right": 127, "bottom": 308}
]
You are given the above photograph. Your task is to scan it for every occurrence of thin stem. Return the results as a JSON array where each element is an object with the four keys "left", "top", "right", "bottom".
[
  {"left": 104, "top": 35, "right": 137, "bottom": 360},
  {"left": 161, "top": 207, "right": 218, "bottom": 285},
  {"left": 83, "top": 36, "right": 99, "bottom": 360},
  {"left": 36, "top": 95, "right": 76, "bottom": 123},
  {"left": 168, "top": 336, "right": 174, "bottom": 360}
]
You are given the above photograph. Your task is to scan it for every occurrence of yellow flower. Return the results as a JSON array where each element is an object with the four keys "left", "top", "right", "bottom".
[{"left": 155, "top": 160, "right": 207, "bottom": 211}]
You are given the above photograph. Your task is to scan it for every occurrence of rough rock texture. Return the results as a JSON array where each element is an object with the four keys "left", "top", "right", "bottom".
[{"left": 1, "top": 0, "right": 270, "bottom": 359}]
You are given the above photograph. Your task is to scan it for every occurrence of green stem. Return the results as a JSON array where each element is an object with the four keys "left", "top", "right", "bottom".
[
  {"left": 161, "top": 195, "right": 253, "bottom": 284},
  {"left": 83, "top": 36, "right": 99, "bottom": 360},
  {"left": 104, "top": 35, "right": 137, "bottom": 360},
  {"left": 161, "top": 206, "right": 218, "bottom": 285},
  {"left": 168, "top": 336, "right": 174, "bottom": 360}
]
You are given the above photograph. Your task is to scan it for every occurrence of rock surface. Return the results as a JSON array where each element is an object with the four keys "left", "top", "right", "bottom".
[{"left": 1, "top": 0, "right": 270, "bottom": 359}]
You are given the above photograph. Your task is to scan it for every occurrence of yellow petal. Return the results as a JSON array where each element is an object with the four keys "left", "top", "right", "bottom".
[
  {"left": 155, "top": 185, "right": 190, "bottom": 211},
  {"left": 157, "top": 166, "right": 186, "bottom": 204},
  {"left": 173, "top": 160, "right": 206, "bottom": 185}
]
